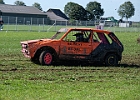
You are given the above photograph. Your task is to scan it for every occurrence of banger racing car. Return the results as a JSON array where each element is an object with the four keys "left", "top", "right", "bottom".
[{"left": 21, "top": 28, "right": 124, "bottom": 66}]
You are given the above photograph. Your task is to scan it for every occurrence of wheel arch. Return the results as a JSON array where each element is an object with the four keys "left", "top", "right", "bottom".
[
  {"left": 104, "top": 52, "right": 121, "bottom": 61},
  {"left": 33, "top": 46, "right": 58, "bottom": 60}
]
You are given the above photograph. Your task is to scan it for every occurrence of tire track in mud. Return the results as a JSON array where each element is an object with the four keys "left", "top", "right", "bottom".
[{"left": 1, "top": 67, "right": 139, "bottom": 82}]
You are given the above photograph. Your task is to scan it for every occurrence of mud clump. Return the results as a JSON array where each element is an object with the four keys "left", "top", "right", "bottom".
[{"left": 137, "top": 36, "right": 140, "bottom": 44}]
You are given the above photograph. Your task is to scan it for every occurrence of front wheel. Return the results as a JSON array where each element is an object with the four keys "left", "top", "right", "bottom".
[
  {"left": 104, "top": 54, "right": 118, "bottom": 66},
  {"left": 39, "top": 51, "right": 54, "bottom": 65}
]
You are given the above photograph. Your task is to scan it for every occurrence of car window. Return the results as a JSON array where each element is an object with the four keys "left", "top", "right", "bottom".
[
  {"left": 63, "top": 30, "right": 91, "bottom": 42},
  {"left": 63, "top": 30, "right": 79, "bottom": 41},
  {"left": 95, "top": 32, "right": 112, "bottom": 44},
  {"left": 51, "top": 28, "right": 68, "bottom": 39},
  {"left": 104, "top": 34, "right": 112, "bottom": 44},
  {"left": 93, "top": 32, "right": 101, "bottom": 42}
]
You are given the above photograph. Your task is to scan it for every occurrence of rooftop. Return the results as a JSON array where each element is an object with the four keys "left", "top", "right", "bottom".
[{"left": 0, "top": 4, "right": 46, "bottom": 15}]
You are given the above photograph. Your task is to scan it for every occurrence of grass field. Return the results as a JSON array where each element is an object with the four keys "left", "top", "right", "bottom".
[{"left": 0, "top": 30, "right": 140, "bottom": 100}]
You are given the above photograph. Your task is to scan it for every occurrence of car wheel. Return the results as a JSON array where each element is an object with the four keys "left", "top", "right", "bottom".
[
  {"left": 104, "top": 54, "right": 118, "bottom": 66},
  {"left": 39, "top": 51, "right": 53, "bottom": 65}
]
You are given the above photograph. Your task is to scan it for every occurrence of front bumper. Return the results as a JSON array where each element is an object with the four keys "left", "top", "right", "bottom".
[{"left": 21, "top": 43, "right": 30, "bottom": 58}]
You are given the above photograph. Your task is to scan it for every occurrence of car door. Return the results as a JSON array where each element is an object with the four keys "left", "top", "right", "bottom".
[{"left": 59, "top": 30, "right": 93, "bottom": 59}]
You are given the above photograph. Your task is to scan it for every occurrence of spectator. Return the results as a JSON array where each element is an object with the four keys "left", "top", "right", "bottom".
[{"left": 0, "top": 18, "right": 4, "bottom": 30}]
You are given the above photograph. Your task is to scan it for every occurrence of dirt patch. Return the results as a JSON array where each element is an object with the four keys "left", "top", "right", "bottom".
[{"left": 137, "top": 36, "right": 140, "bottom": 44}]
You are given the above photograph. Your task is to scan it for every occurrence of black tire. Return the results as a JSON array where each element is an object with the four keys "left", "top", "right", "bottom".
[
  {"left": 39, "top": 51, "right": 54, "bottom": 65},
  {"left": 104, "top": 54, "right": 118, "bottom": 66},
  {"left": 31, "top": 57, "right": 40, "bottom": 64}
]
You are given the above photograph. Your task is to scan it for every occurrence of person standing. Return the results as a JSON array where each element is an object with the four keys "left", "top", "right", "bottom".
[{"left": 0, "top": 18, "right": 4, "bottom": 30}]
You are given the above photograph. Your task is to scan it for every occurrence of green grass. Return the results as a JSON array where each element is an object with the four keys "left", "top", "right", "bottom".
[
  {"left": 4, "top": 25, "right": 68, "bottom": 32},
  {"left": 0, "top": 31, "right": 140, "bottom": 100},
  {"left": 115, "top": 32, "right": 140, "bottom": 65}
]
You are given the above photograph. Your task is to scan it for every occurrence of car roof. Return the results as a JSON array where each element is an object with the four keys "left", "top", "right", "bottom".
[
  {"left": 65, "top": 28, "right": 111, "bottom": 34},
  {"left": 59, "top": 28, "right": 112, "bottom": 40}
]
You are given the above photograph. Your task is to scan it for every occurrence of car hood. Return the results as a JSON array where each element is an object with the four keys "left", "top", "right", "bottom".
[{"left": 20, "top": 39, "right": 52, "bottom": 44}]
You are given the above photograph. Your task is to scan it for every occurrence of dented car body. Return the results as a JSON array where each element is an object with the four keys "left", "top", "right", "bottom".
[{"left": 20, "top": 28, "right": 124, "bottom": 66}]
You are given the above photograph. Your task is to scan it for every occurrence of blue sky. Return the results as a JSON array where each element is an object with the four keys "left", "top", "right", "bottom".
[{"left": 4, "top": 0, "right": 140, "bottom": 21}]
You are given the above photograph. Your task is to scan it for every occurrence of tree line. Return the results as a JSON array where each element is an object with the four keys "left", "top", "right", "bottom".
[{"left": 0, "top": 0, "right": 135, "bottom": 21}]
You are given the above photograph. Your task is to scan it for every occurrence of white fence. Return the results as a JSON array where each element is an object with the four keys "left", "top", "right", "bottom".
[{"left": 1, "top": 16, "right": 140, "bottom": 32}]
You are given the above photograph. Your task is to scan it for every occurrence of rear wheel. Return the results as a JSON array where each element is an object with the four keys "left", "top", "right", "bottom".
[
  {"left": 39, "top": 51, "right": 54, "bottom": 65},
  {"left": 104, "top": 54, "right": 118, "bottom": 66}
]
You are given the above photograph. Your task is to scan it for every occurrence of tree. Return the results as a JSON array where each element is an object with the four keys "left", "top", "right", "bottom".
[
  {"left": 14, "top": 0, "right": 26, "bottom": 6},
  {"left": 86, "top": 11, "right": 93, "bottom": 21},
  {"left": 64, "top": 2, "right": 91, "bottom": 21},
  {"left": 118, "top": 1, "right": 135, "bottom": 20},
  {"left": 69, "top": 4, "right": 87, "bottom": 21},
  {"left": 86, "top": 1, "right": 104, "bottom": 20},
  {"left": 64, "top": 2, "right": 75, "bottom": 18},
  {"left": 32, "top": 2, "right": 42, "bottom": 11},
  {"left": 0, "top": 0, "right": 5, "bottom": 4}
]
